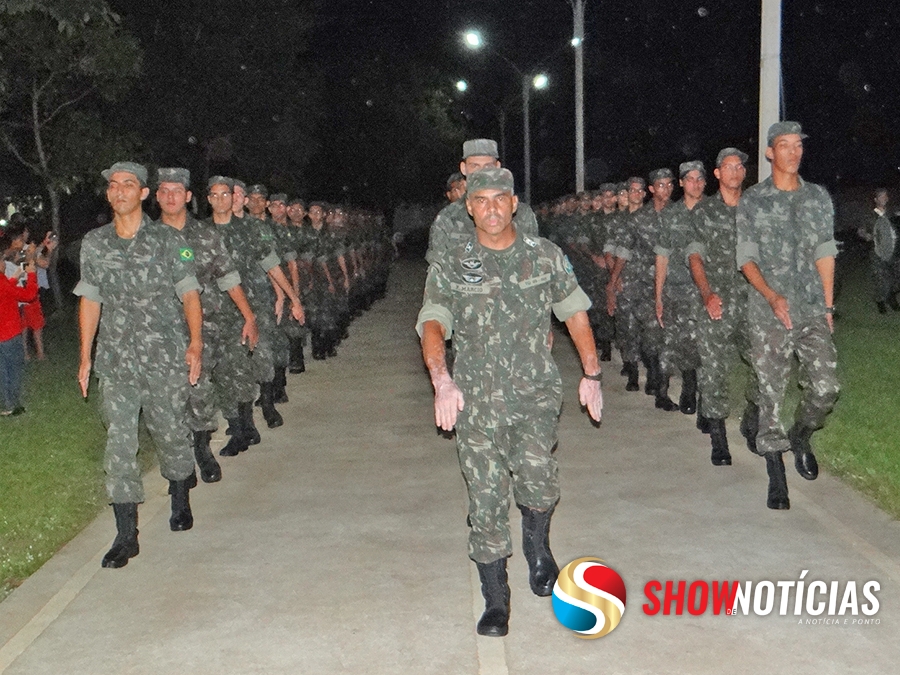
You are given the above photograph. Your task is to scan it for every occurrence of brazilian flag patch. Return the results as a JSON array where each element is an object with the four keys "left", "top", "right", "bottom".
[{"left": 179, "top": 247, "right": 194, "bottom": 261}]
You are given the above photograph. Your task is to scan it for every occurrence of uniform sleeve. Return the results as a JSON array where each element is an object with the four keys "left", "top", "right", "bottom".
[
  {"left": 425, "top": 213, "right": 450, "bottom": 265},
  {"left": 735, "top": 193, "right": 760, "bottom": 269},
  {"left": 73, "top": 231, "right": 104, "bottom": 303},
  {"left": 684, "top": 205, "right": 707, "bottom": 263},
  {"left": 812, "top": 186, "right": 839, "bottom": 261},
  {"left": 415, "top": 259, "right": 454, "bottom": 338},
  {"left": 207, "top": 229, "right": 242, "bottom": 292},
  {"left": 547, "top": 243, "right": 591, "bottom": 321},
  {"left": 515, "top": 204, "right": 540, "bottom": 237},
  {"left": 169, "top": 230, "right": 202, "bottom": 299}
]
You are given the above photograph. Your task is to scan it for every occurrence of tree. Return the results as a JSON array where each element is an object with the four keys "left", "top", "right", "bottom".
[{"left": 0, "top": 3, "right": 141, "bottom": 306}]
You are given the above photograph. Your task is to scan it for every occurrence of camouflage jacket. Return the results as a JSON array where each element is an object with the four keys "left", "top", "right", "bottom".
[
  {"left": 686, "top": 192, "right": 747, "bottom": 305},
  {"left": 417, "top": 230, "right": 590, "bottom": 427},
  {"left": 656, "top": 200, "right": 700, "bottom": 290},
  {"left": 211, "top": 215, "right": 280, "bottom": 315},
  {"left": 616, "top": 203, "right": 671, "bottom": 295},
  {"left": 180, "top": 214, "right": 240, "bottom": 319},
  {"left": 425, "top": 198, "right": 540, "bottom": 264},
  {"left": 736, "top": 176, "right": 838, "bottom": 324},
  {"left": 74, "top": 214, "right": 199, "bottom": 379}
]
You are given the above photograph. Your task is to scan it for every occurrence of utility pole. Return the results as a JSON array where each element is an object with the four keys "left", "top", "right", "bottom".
[
  {"left": 572, "top": 0, "right": 586, "bottom": 193},
  {"left": 759, "top": 0, "right": 782, "bottom": 181}
]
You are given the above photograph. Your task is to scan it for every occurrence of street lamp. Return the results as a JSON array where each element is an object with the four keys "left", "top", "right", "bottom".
[
  {"left": 462, "top": 30, "right": 548, "bottom": 204},
  {"left": 456, "top": 79, "right": 468, "bottom": 93}
]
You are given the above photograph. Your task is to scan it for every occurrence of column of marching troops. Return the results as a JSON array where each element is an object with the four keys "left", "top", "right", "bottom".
[{"left": 76, "top": 162, "right": 393, "bottom": 569}]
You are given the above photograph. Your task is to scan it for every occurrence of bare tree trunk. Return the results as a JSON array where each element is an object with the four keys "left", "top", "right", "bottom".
[{"left": 46, "top": 183, "right": 64, "bottom": 311}]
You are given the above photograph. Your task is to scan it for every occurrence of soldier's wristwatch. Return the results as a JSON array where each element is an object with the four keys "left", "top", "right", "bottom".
[
  {"left": 825, "top": 306, "right": 835, "bottom": 314},
  {"left": 582, "top": 371, "right": 603, "bottom": 382}
]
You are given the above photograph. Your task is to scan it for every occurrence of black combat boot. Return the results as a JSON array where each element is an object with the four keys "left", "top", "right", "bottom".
[
  {"left": 475, "top": 558, "right": 510, "bottom": 637},
  {"left": 169, "top": 473, "right": 197, "bottom": 531},
  {"left": 599, "top": 340, "right": 612, "bottom": 362},
  {"left": 696, "top": 414, "right": 711, "bottom": 434},
  {"left": 311, "top": 330, "right": 327, "bottom": 360},
  {"left": 643, "top": 352, "right": 658, "bottom": 396},
  {"left": 624, "top": 362, "right": 640, "bottom": 391},
  {"left": 788, "top": 424, "right": 819, "bottom": 480},
  {"left": 289, "top": 337, "right": 306, "bottom": 373},
  {"left": 518, "top": 504, "right": 559, "bottom": 597},
  {"left": 765, "top": 452, "right": 790, "bottom": 510},
  {"left": 655, "top": 374, "right": 679, "bottom": 412},
  {"left": 273, "top": 367, "right": 289, "bottom": 404},
  {"left": 219, "top": 415, "right": 248, "bottom": 457},
  {"left": 193, "top": 430, "right": 221, "bottom": 482},
  {"left": 679, "top": 369, "right": 697, "bottom": 415},
  {"left": 740, "top": 401, "right": 760, "bottom": 453},
  {"left": 101, "top": 503, "right": 139, "bottom": 569},
  {"left": 259, "top": 381, "right": 284, "bottom": 428},
  {"left": 240, "top": 401, "right": 261, "bottom": 445},
  {"left": 709, "top": 418, "right": 732, "bottom": 466}
]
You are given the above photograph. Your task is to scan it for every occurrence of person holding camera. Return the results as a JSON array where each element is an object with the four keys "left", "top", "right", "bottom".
[{"left": 1, "top": 230, "right": 38, "bottom": 415}]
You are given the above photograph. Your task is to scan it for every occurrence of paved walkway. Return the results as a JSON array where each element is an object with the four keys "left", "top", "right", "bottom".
[{"left": 1, "top": 258, "right": 899, "bottom": 675}]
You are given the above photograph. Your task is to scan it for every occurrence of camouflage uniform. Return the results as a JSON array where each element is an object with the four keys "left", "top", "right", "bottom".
[
  {"left": 872, "top": 212, "right": 899, "bottom": 304},
  {"left": 611, "top": 204, "right": 667, "bottom": 362},
  {"left": 416, "top": 230, "right": 590, "bottom": 563},
  {"left": 216, "top": 215, "right": 281, "bottom": 394},
  {"left": 425, "top": 199, "right": 540, "bottom": 265},
  {"left": 686, "top": 193, "right": 757, "bottom": 419},
  {"left": 655, "top": 200, "right": 702, "bottom": 375},
  {"left": 736, "top": 177, "right": 840, "bottom": 455},
  {"left": 247, "top": 215, "right": 290, "bottom": 370},
  {"left": 74, "top": 215, "right": 200, "bottom": 503},
  {"left": 587, "top": 211, "right": 616, "bottom": 345}
]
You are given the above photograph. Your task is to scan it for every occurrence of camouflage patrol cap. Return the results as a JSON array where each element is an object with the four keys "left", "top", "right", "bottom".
[
  {"left": 269, "top": 193, "right": 287, "bottom": 203},
  {"left": 101, "top": 161, "right": 148, "bottom": 186},
  {"left": 157, "top": 167, "right": 190, "bottom": 188},
  {"left": 679, "top": 161, "right": 706, "bottom": 178},
  {"left": 445, "top": 171, "right": 465, "bottom": 190},
  {"left": 288, "top": 197, "right": 306, "bottom": 207},
  {"left": 598, "top": 183, "right": 617, "bottom": 194},
  {"left": 247, "top": 184, "right": 268, "bottom": 197},
  {"left": 462, "top": 138, "right": 499, "bottom": 160},
  {"left": 616, "top": 182, "right": 629, "bottom": 193},
  {"left": 648, "top": 168, "right": 674, "bottom": 183},
  {"left": 715, "top": 147, "right": 749, "bottom": 167},
  {"left": 626, "top": 176, "right": 646, "bottom": 189},
  {"left": 207, "top": 175, "right": 235, "bottom": 191},
  {"left": 466, "top": 167, "right": 514, "bottom": 196},
  {"left": 767, "top": 121, "right": 807, "bottom": 146},
  {"left": 231, "top": 179, "right": 247, "bottom": 192}
]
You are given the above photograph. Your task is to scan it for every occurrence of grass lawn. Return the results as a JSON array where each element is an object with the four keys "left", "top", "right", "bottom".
[{"left": 0, "top": 305, "right": 156, "bottom": 601}]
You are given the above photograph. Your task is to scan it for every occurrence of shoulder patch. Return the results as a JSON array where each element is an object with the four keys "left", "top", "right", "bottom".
[{"left": 179, "top": 247, "right": 194, "bottom": 261}]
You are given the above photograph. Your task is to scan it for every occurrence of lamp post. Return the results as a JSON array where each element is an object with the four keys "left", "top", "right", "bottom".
[
  {"left": 463, "top": 30, "right": 548, "bottom": 204},
  {"left": 571, "top": 0, "right": 586, "bottom": 193}
]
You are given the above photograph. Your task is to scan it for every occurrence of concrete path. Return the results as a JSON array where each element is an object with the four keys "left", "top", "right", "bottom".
[{"left": 1, "top": 258, "right": 899, "bottom": 675}]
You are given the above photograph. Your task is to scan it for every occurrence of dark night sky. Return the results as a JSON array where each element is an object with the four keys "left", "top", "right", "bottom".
[{"left": 314, "top": 0, "right": 900, "bottom": 200}]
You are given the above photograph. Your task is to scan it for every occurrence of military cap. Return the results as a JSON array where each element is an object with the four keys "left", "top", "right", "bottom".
[
  {"left": 598, "top": 182, "right": 616, "bottom": 194},
  {"left": 626, "top": 176, "right": 646, "bottom": 189},
  {"left": 462, "top": 138, "right": 499, "bottom": 160},
  {"left": 157, "top": 167, "right": 190, "bottom": 188},
  {"left": 288, "top": 197, "right": 306, "bottom": 207},
  {"left": 445, "top": 171, "right": 465, "bottom": 190},
  {"left": 767, "top": 121, "right": 807, "bottom": 146},
  {"left": 679, "top": 161, "right": 706, "bottom": 179},
  {"left": 101, "top": 161, "right": 148, "bottom": 186},
  {"left": 466, "top": 167, "right": 514, "bottom": 196},
  {"left": 247, "top": 184, "right": 268, "bottom": 197},
  {"left": 715, "top": 147, "right": 749, "bottom": 167},
  {"left": 616, "top": 182, "right": 629, "bottom": 192},
  {"left": 207, "top": 175, "right": 235, "bottom": 191},
  {"left": 648, "top": 168, "right": 674, "bottom": 183},
  {"left": 269, "top": 193, "right": 288, "bottom": 203},
  {"left": 231, "top": 179, "right": 247, "bottom": 192}
]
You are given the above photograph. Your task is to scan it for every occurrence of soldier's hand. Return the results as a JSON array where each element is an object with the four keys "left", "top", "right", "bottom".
[
  {"left": 655, "top": 298, "right": 665, "bottom": 328},
  {"left": 768, "top": 294, "right": 792, "bottom": 330},
  {"left": 291, "top": 301, "right": 305, "bottom": 325},
  {"left": 186, "top": 342, "right": 202, "bottom": 386},
  {"left": 605, "top": 284, "right": 617, "bottom": 316},
  {"left": 433, "top": 377, "right": 464, "bottom": 431},
  {"left": 78, "top": 358, "right": 92, "bottom": 398},
  {"left": 704, "top": 293, "right": 723, "bottom": 321},
  {"left": 242, "top": 317, "right": 259, "bottom": 351},
  {"left": 274, "top": 295, "right": 285, "bottom": 325},
  {"left": 579, "top": 377, "right": 603, "bottom": 423}
]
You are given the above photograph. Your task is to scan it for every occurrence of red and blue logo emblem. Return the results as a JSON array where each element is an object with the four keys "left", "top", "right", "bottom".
[{"left": 552, "top": 558, "right": 627, "bottom": 639}]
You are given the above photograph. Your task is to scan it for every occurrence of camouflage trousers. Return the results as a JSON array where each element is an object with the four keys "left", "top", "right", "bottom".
[
  {"left": 616, "top": 288, "right": 662, "bottom": 363},
  {"left": 660, "top": 289, "right": 701, "bottom": 374},
  {"left": 214, "top": 318, "right": 261, "bottom": 418},
  {"left": 696, "top": 307, "right": 757, "bottom": 420},
  {"left": 585, "top": 269, "right": 615, "bottom": 343},
  {"left": 749, "top": 317, "right": 839, "bottom": 455},
  {"left": 99, "top": 373, "right": 194, "bottom": 504},
  {"left": 187, "top": 320, "right": 223, "bottom": 432},
  {"left": 456, "top": 411, "right": 560, "bottom": 564}
]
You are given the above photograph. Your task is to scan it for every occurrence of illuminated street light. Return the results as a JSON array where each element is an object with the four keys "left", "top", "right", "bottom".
[
  {"left": 461, "top": 29, "right": 548, "bottom": 203},
  {"left": 456, "top": 79, "right": 468, "bottom": 92},
  {"left": 571, "top": 36, "right": 582, "bottom": 48}
]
